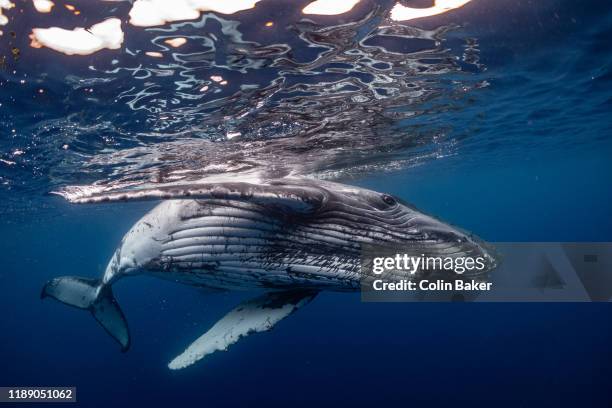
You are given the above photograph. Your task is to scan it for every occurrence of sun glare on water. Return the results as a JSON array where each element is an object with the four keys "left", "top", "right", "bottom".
[
  {"left": 390, "top": 0, "right": 472, "bottom": 21},
  {"left": 18, "top": 0, "right": 473, "bottom": 55},
  {"left": 302, "top": 0, "right": 361, "bottom": 15}
]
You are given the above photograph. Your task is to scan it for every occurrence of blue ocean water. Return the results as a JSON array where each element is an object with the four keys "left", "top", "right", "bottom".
[{"left": 1, "top": 0, "right": 611, "bottom": 406}]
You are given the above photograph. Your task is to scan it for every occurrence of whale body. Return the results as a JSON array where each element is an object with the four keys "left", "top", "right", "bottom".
[{"left": 42, "top": 177, "right": 496, "bottom": 369}]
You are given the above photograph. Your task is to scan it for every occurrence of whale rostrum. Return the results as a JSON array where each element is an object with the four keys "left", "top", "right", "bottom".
[{"left": 42, "top": 177, "right": 496, "bottom": 369}]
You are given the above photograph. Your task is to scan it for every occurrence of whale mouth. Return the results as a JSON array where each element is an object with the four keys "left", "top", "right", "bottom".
[
  {"left": 360, "top": 211, "right": 499, "bottom": 281},
  {"left": 414, "top": 224, "right": 498, "bottom": 278}
]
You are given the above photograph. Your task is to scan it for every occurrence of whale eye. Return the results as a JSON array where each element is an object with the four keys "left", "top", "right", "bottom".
[{"left": 381, "top": 194, "right": 397, "bottom": 206}]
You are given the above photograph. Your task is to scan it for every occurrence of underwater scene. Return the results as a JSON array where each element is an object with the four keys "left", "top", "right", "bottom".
[{"left": 0, "top": 0, "right": 611, "bottom": 406}]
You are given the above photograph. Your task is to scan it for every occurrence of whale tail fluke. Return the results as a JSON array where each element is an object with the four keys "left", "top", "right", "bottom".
[{"left": 41, "top": 276, "right": 130, "bottom": 351}]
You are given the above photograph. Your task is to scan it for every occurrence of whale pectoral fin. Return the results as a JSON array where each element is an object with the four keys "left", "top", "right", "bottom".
[
  {"left": 53, "top": 179, "right": 323, "bottom": 215},
  {"left": 168, "top": 290, "right": 318, "bottom": 370}
]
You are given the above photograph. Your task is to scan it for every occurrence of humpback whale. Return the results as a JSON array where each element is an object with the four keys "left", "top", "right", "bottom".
[{"left": 42, "top": 177, "right": 496, "bottom": 369}]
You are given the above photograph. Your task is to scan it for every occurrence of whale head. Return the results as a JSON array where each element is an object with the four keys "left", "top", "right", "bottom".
[{"left": 262, "top": 178, "right": 498, "bottom": 277}]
